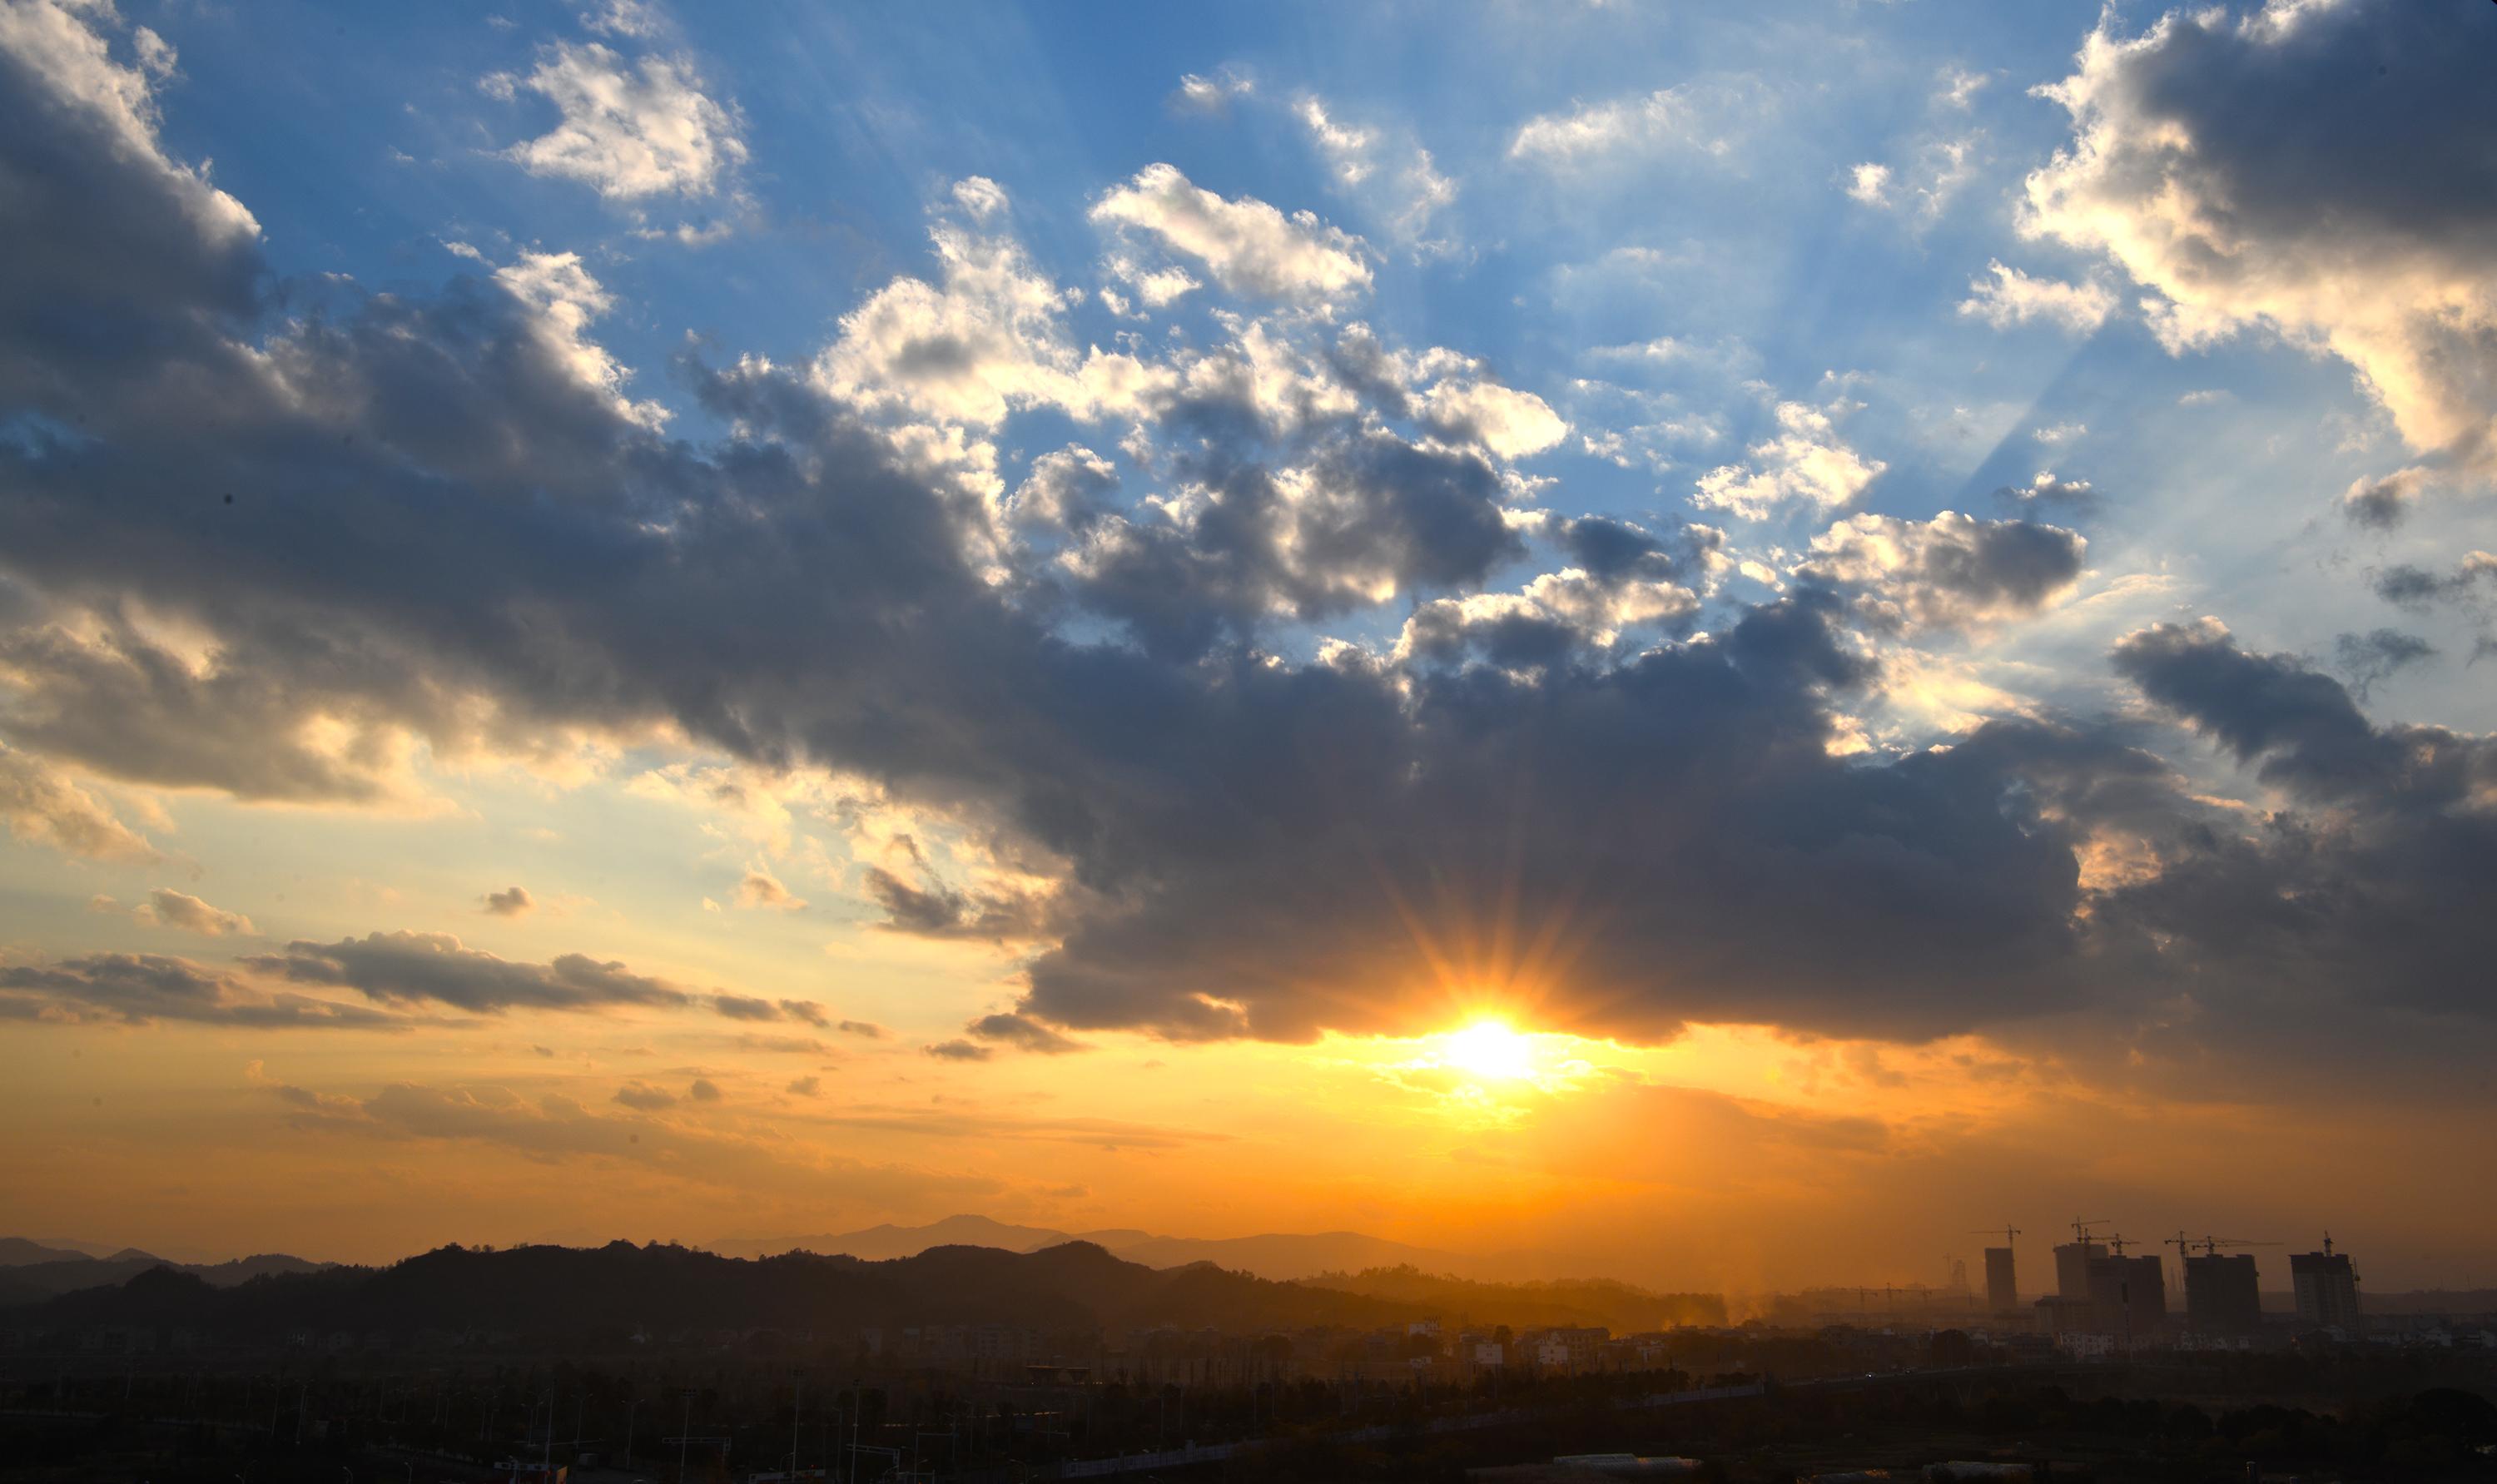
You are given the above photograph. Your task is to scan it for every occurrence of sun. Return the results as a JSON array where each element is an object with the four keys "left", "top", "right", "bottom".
[{"left": 1441, "top": 1019, "right": 1536, "bottom": 1081}]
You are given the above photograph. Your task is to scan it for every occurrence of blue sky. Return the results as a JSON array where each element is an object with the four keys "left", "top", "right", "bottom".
[{"left": 2, "top": 0, "right": 2494, "bottom": 1278}]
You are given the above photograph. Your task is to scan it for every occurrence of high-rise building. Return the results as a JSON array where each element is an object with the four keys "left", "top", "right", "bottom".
[
  {"left": 2053, "top": 1240, "right": 2106, "bottom": 1302},
  {"left": 2184, "top": 1253, "right": 2263, "bottom": 1333},
  {"left": 2291, "top": 1241, "right": 2360, "bottom": 1333},
  {"left": 1984, "top": 1247, "right": 2018, "bottom": 1313},
  {"left": 2085, "top": 1253, "right": 2166, "bottom": 1338}
]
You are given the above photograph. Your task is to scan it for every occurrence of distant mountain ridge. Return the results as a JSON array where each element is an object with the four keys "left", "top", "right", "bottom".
[
  {"left": 0, "top": 1239, "right": 332, "bottom": 1307},
  {"left": 709, "top": 1214, "right": 1480, "bottom": 1281}
]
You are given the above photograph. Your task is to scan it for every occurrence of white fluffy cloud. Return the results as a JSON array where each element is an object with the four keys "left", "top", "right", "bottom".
[
  {"left": 1694, "top": 403, "right": 1884, "bottom": 520},
  {"left": 1507, "top": 83, "right": 1742, "bottom": 165},
  {"left": 2023, "top": 2, "right": 2497, "bottom": 467},
  {"left": 1422, "top": 380, "right": 1567, "bottom": 460},
  {"left": 1090, "top": 163, "right": 1372, "bottom": 305},
  {"left": 815, "top": 221, "right": 1159, "bottom": 428},
  {"left": 1958, "top": 261, "right": 2114, "bottom": 333},
  {"left": 497, "top": 41, "right": 744, "bottom": 200}
]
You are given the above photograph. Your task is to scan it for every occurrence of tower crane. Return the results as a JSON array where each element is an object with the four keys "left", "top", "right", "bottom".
[
  {"left": 2069, "top": 1218, "right": 2113, "bottom": 1244},
  {"left": 1969, "top": 1225, "right": 2023, "bottom": 1248}
]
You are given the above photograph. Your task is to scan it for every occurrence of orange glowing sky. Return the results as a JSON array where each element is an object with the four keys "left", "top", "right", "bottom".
[{"left": 3, "top": 0, "right": 2496, "bottom": 1293}]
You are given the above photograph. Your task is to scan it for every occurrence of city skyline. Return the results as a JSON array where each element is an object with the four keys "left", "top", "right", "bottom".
[{"left": 2, "top": 0, "right": 2495, "bottom": 1291}]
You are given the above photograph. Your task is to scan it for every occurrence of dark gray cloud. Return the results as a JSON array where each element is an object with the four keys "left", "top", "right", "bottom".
[
  {"left": 2373, "top": 553, "right": 2497, "bottom": 613},
  {"left": 2344, "top": 468, "right": 2430, "bottom": 529},
  {"left": 966, "top": 1011, "right": 1089, "bottom": 1055},
  {"left": 2102, "top": 621, "right": 2497, "bottom": 1019},
  {"left": 2333, "top": 628, "right": 2436, "bottom": 700},
  {"left": 482, "top": 886, "right": 534, "bottom": 917},
  {"left": 921, "top": 1039, "right": 994, "bottom": 1061},
  {"left": 244, "top": 932, "right": 690, "bottom": 1015},
  {"left": 0, "top": 953, "right": 400, "bottom": 1029}
]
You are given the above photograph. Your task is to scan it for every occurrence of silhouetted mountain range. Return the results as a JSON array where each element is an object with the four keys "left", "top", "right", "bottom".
[
  {"left": 0, "top": 1238, "right": 330, "bottom": 1308},
  {"left": 0, "top": 1239, "right": 1442, "bottom": 1341},
  {"left": 708, "top": 1214, "right": 1479, "bottom": 1281}
]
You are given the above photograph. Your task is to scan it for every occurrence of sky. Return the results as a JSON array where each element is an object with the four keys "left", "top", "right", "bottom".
[{"left": 2, "top": 0, "right": 2494, "bottom": 1292}]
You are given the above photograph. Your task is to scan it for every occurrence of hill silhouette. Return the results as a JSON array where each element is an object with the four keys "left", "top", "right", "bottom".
[
  {"left": 1298, "top": 1264, "right": 1726, "bottom": 1331},
  {"left": 711, "top": 1213, "right": 1477, "bottom": 1281},
  {"left": 0, "top": 1240, "right": 1442, "bottom": 1343}
]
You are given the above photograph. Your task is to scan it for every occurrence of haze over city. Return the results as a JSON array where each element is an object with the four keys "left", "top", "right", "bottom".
[{"left": 4, "top": 0, "right": 2496, "bottom": 1311}]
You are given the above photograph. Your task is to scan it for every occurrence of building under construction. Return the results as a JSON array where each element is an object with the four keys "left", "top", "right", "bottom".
[
  {"left": 1983, "top": 1248, "right": 2016, "bottom": 1315},
  {"left": 2291, "top": 1238, "right": 2361, "bottom": 1333},
  {"left": 2084, "top": 1253, "right": 2165, "bottom": 1338},
  {"left": 2183, "top": 1253, "right": 2263, "bottom": 1333}
]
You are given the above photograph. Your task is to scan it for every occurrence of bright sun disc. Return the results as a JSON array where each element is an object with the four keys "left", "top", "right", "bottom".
[{"left": 1442, "top": 1020, "right": 1536, "bottom": 1080}]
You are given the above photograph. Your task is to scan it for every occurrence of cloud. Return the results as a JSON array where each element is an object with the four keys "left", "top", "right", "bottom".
[
  {"left": 2341, "top": 465, "right": 2433, "bottom": 529},
  {"left": 2372, "top": 551, "right": 2497, "bottom": 613},
  {"left": 489, "top": 250, "right": 668, "bottom": 428},
  {"left": 2333, "top": 628, "right": 2435, "bottom": 701},
  {"left": 482, "top": 886, "right": 535, "bottom": 917},
  {"left": 733, "top": 866, "right": 805, "bottom": 911},
  {"left": 1693, "top": 403, "right": 1885, "bottom": 519},
  {"left": 1420, "top": 380, "right": 1566, "bottom": 459},
  {"left": 688, "top": 1076, "right": 722, "bottom": 1101},
  {"left": 1090, "top": 164, "right": 1371, "bottom": 304},
  {"left": 786, "top": 1074, "right": 821, "bottom": 1096},
  {"left": 1169, "top": 69, "right": 1252, "bottom": 117},
  {"left": 921, "top": 1039, "right": 993, "bottom": 1061},
  {"left": 1395, "top": 567, "right": 1698, "bottom": 670},
  {"left": 1958, "top": 261, "right": 2113, "bottom": 333},
  {"left": 613, "top": 1079, "right": 676, "bottom": 1110},
  {"left": 966, "top": 1010, "right": 1088, "bottom": 1055},
  {"left": 837, "top": 1020, "right": 888, "bottom": 1040},
  {"left": 950, "top": 174, "right": 1007, "bottom": 221},
  {"left": 273, "top": 1074, "right": 1001, "bottom": 1207},
  {"left": 1800, "top": 511, "right": 2087, "bottom": 633},
  {"left": 2101, "top": 618, "right": 2497, "bottom": 1018},
  {"left": 244, "top": 932, "right": 692, "bottom": 1014},
  {"left": 494, "top": 41, "right": 744, "bottom": 200},
  {"left": 133, "top": 887, "right": 256, "bottom": 937},
  {"left": 1992, "top": 471, "right": 2100, "bottom": 519},
  {"left": 0, "top": 954, "right": 398, "bottom": 1029},
  {"left": 1290, "top": 94, "right": 1457, "bottom": 244},
  {"left": 0, "top": 747, "right": 157, "bottom": 862},
  {"left": 2023, "top": 1, "right": 2497, "bottom": 469},
  {"left": 1507, "top": 83, "right": 1746, "bottom": 165},
  {"left": 2, "top": 0, "right": 2492, "bottom": 1079},
  {"left": 814, "top": 217, "right": 1156, "bottom": 427},
  {"left": 1853, "top": 136, "right": 1983, "bottom": 223}
]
